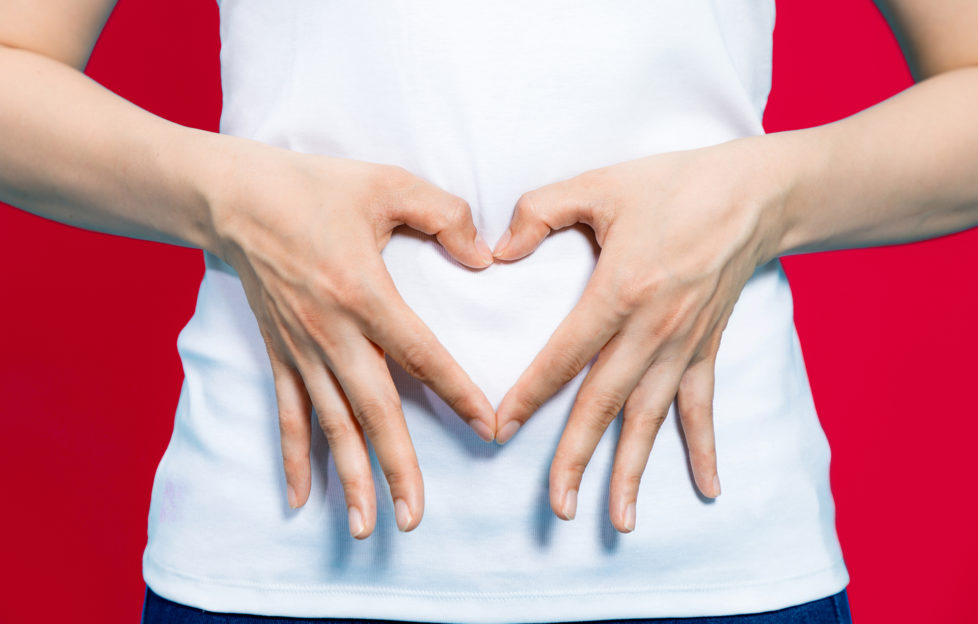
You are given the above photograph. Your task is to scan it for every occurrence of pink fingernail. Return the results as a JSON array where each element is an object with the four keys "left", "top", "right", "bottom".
[
  {"left": 713, "top": 475, "right": 721, "bottom": 497},
  {"left": 495, "top": 420, "right": 520, "bottom": 444},
  {"left": 474, "top": 234, "right": 494, "bottom": 266},
  {"left": 348, "top": 506, "right": 365, "bottom": 538},
  {"left": 624, "top": 502, "right": 636, "bottom": 532},
  {"left": 394, "top": 498, "right": 412, "bottom": 532},
  {"left": 287, "top": 485, "right": 298, "bottom": 509},
  {"left": 492, "top": 229, "right": 512, "bottom": 257},
  {"left": 471, "top": 419, "right": 494, "bottom": 443},
  {"left": 562, "top": 489, "right": 577, "bottom": 520}
]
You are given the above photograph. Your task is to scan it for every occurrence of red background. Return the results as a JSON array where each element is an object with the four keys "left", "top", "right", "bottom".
[{"left": 1, "top": 1, "right": 976, "bottom": 622}]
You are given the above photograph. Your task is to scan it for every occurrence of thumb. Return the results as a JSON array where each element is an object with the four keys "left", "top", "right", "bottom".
[
  {"left": 385, "top": 169, "right": 493, "bottom": 269},
  {"left": 493, "top": 178, "right": 603, "bottom": 261}
]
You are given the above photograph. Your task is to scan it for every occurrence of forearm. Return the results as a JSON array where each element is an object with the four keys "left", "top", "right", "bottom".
[
  {"left": 765, "top": 65, "right": 978, "bottom": 258},
  {"left": 0, "top": 43, "right": 225, "bottom": 252}
]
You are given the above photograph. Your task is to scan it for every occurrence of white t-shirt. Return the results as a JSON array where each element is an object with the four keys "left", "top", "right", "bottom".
[{"left": 142, "top": 1, "right": 849, "bottom": 622}]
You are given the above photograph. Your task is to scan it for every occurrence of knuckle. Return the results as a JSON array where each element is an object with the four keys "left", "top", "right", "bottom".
[
  {"left": 582, "top": 166, "right": 614, "bottom": 188},
  {"left": 382, "top": 461, "right": 420, "bottom": 491},
  {"left": 613, "top": 470, "right": 645, "bottom": 495},
  {"left": 444, "top": 196, "right": 471, "bottom": 230},
  {"left": 282, "top": 450, "right": 307, "bottom": 473},
  {"left": 689, "top": 441, "right": 717, "bottom": 467},
  {"left": 373, "top": 164, "right": 412, "bottom": 195},
  {"left": 389, "top": 164, "right": 415, "bottom": 187},
  {"left": 318, "top": 271, "right": 379, "bottom": 318},
  {"left": 351, "top": 396, "right": 400, "bottom": 436},
  {"left": 552, "top": 450, "right": 589, "bottom": 480},
  {"left": 682, "top": 394, "right": 714, "bottom": 420},
  {"left": 304, "top": 268, "right": 348, "bottom": 306},
  {"left": 289, "top": 303, "right": 339, "bottom": 354},
  {"left": 612, "top": 275, "right": 656, "bottom": 316},
  {"left": 359, "top": 164, "right": 390, "bottom": 199},
  {"left": 426, "top": 196, "right": 470, "bottom": 236},
  {"left": 509, "top": 389, "right": 543, "bottom": 420},
  {"left": 337, "top": 471, "right": 373, "bottom": 497},
  {"left": 399, "top": 339, "right": 436, "bottom": 382},
  {"left": 678, "top": 376, "right": 714, "bottom": 414},
  {"left": 515, "top": 190, "right": 544, "bottom": 222},
  {"left": 575, "top": 170, "right": 614, "bottom": 220},
  {"left": 360, "top": 164, "right": 416, "bottom": 214},
  {"left": 574, "top": 168, "right": 601, "bottom": 190},
  {"left": 319, "top": 413, "right": 358, "bottom": 445},
  {"left": 548, "top": 349, "right": 590, "bottom": 385},
  {"left": 340, "top": 280, "right": 374, "bottom": 316},
  {"left": 279, "top": 412, "right": 308, "bottom": 440},
  {"left": 307, "top": 270, "right": 340, "bottom": 301},
  {"left": 654, "top": 307, "right": 688, "bottom": 340},
  {"left": 627, "top": 406, "right": 670, "bottom": 432},
  {"left": 578, "top": 389, "right": 625, "bottom": 429}
]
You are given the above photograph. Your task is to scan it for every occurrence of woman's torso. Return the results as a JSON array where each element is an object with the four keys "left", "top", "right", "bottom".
[{"left": 142, "top": 2, "right": 848, "bottom": 621}]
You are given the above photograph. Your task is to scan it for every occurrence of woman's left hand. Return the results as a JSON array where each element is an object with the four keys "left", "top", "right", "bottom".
[{"left": 491, "top": 135, "right": 791, "bottom": 533}]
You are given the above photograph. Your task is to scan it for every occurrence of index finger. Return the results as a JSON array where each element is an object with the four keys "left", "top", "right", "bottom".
[
  {"left": 354, "top": 260, "right": 497, "bottom": 443},
  {"left": 494, "top": 268, "right": 625, "bottom": 444}
]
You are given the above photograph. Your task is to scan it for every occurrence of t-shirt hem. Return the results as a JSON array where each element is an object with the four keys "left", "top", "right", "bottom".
[{"left": 143, "top": 553, "right": 850, "bottom": 623}]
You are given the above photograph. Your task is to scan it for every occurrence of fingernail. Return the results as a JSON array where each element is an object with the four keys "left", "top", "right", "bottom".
[
  {"left": 492, "top": 229, "right": 512, "bottom": 257},
  {"left": 474, "top": 234, "right": 494, "bottom": 267},
  {"left": 348, "top": 506, "right": 365, "bottom": 538},
  {"left": 394, "top": 498, "right": 412, "bottom": 532},
  {"left": 495, "top": 420, "right": 521, "bottom": 444},
  {"left": 713, "top": 474, "right": 721, "bottom": 497},
  {"left": 562, "top": 489, "right": 577, "bottom": 520},
  {"left": 287, "top": 484, "right": 298, "bottom": 509},
  {"left": 624, "top": 501, "right": 636, "bottom": 532},
  {"left": 471, "top": 419, "right": 494, "bottom": 443}
]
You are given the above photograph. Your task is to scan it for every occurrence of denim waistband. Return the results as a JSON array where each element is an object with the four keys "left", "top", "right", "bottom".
[{"left": 140, "top": 585, "right": 852, "bottom": 624}]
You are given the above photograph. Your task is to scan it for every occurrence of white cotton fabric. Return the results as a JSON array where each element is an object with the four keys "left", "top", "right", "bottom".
[{"left": 142, "top": 1, "right": 849, "bottom": 621}]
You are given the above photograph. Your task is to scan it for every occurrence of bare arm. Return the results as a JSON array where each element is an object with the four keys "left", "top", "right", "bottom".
[
  {"left": 1, "top": 1, "right": 498, "bottom": 539},
  {"left": 770, "top": 0, "right": 978, "bottom": 257},
  {"left": 0, "top": 0, "right": 222, "bottom": 250},
  {"left": 0, "top": 0, "right": 115, "bottom": 69},
  {"left": 491, "top": 0, "right": 978, "bottom": 533}
]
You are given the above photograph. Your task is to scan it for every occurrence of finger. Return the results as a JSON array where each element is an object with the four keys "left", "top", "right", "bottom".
[
  {"left": 675, "top": 332, "right": 722, "bottom": 500},
  {"left": 495, "top": 267, "right": 622, "bottom": 444},
  {"left": 354, "top": 261, "right": 496, "bottom": 443},
  {"left": 609, "top": 360, "right": 687, "bottom": 533},
  {"left": 493, "top": 174, "right": 606, "bottom": 261},
  {"left": 547, "top": 326, "right": 657, "bottom": 521},
  {"left": 296, "top": 353, "right": 377, "bottom": 539},
  {"left": 319, "top": 329, "right": 425, "bottom": 533},
  {"left": 384, "top": 168, "right": 493, "bottom": 268},
  {"left": 259, "top": 324, "right": 314, "bottom": 510}
]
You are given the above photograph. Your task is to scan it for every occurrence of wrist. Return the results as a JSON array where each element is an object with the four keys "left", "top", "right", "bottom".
[
  {"left": 172, "top": 128, "right": 259, "bottom": 258},
  {"left": 718, "top": 127, "right": 831, "bottom": 267},
  {"left": 715, "top": 132, "right": 800, "bottom": 268},
  {"left": 754, "top": 126, "right": 834, "bottom": 260},
  {"left": 146, "top": 124, "right": 225, "bottom": 255}
]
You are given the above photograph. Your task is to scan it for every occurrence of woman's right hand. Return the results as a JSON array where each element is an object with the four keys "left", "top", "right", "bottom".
[{"left": 204, "top": 138, "right": 497, "bottom": 539}]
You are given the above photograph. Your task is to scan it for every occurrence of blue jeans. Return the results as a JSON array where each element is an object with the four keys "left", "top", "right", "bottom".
[{"left": 140, "top": 585, "right": 853, "bottom": 624}]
